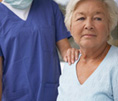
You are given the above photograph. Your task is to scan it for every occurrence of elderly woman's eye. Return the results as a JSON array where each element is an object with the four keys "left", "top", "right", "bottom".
[
  {"left": 94, "top": 17, "right": 102, "bottom": 21},
  {"left": 77, "top": 17, "right": 85, "bottom": 21}
]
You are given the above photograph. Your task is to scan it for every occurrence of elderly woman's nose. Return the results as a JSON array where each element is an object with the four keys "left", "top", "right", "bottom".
[{"left": 84, "top": 19, "right": 94, "bottom": 30}]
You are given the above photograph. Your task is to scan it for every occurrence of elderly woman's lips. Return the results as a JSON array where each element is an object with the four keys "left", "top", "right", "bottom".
[{"left": 82, "top": 34, "right": 96, "bottom": 37}]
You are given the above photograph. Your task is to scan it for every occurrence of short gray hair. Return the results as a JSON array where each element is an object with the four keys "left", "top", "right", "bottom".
[{"left": 65, "top": 0, "right": 118, "bottom": 32}]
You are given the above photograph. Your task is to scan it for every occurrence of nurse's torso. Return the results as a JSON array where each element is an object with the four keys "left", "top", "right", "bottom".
[{"left": 0, "top": 0, "right": 61, "bottom": 101}]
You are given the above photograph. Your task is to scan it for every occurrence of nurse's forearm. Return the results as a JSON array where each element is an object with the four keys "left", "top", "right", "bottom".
[
  {"left": 56, "top": 38, "right": 71, "bottom": 59},
  {"left": 0, "top": 57, "right": 2, "bottom": 101}
]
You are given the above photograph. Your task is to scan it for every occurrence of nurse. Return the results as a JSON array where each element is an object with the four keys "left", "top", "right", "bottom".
[{"left": 0, "top": 0, "right": 79, "bottom": 100}]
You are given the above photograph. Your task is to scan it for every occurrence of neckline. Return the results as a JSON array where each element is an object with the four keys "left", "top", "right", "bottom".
[
  {"left": 0, "top": 2, "right": 34, "bottom": 22},
  {"left": 74, "top": 45, "right": 113, "bottom": 86}
]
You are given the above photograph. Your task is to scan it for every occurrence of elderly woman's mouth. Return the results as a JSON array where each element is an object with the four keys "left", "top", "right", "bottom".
[{"left": 82, "top": 34, "right": 97, "bottom": 38}]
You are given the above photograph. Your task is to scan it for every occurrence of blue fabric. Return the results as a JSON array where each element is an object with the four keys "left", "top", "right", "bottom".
[
  {"left": 0, "top": 0, "right": 71, "bottom": 101},
  {"left": 0, "top": 46, "right": 2, "bottom": 56},
  {"left": 57, "top": 46, "right": 118, "bottom": 101}
]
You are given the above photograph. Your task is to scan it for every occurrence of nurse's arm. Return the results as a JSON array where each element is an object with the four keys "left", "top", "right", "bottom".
[
  {"left": 56, "top": 38, "right": 79, "bottom": 65},
  {"left": 0, "top": 57, "right": 2, "bottom": 101}
]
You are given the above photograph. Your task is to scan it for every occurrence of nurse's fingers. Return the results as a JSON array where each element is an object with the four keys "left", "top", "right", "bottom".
[
  {"left": 64, "top": 48, "right": 80, "bottom": 65},
  {"left": 71, "top": 48, "right": 76, "bottom": 64},
  {"left": 63, "top": 48, "right": 71, "bottom": 65},
  {"left": 71, "top": 48, "right": 80, "bottom": 63},
  {"left": 75, "top": 49, "right": 80, "bottom": 60}
]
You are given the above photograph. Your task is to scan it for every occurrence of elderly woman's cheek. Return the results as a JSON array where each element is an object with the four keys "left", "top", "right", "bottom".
[
  {"left": 72, "top": 33, "right": 81, "bottom": 45},
  {"left": 100, "top": 24, "right": 109, "bottom": 41}
]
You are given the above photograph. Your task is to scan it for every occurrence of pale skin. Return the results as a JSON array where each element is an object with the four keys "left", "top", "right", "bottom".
[{"left": 70, "top": 0, "right": 111, "bottom": 85}]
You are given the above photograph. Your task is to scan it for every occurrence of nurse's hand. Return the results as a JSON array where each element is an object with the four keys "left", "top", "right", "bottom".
[{"left": 63, "top": 48, "right": 80, "bottom": 65}]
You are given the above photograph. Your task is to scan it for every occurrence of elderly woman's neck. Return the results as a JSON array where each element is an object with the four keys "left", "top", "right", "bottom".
[{"left": 80, "top": 43, "right": 110, "bottom": 62}]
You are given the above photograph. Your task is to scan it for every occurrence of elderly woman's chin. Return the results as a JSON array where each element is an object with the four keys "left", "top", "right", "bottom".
[{"left": 75, "top": 39, "right": 103, "bottom": 49}]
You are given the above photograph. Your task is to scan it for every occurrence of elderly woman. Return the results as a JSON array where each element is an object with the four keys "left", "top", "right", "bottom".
[{"left": 57, "top": 0, "right": 118, "bottom": 101}]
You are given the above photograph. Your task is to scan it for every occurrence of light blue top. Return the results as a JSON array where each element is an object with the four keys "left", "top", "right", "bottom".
[{"left": 57, "top": 46, "right": 118, "bottom": 101}]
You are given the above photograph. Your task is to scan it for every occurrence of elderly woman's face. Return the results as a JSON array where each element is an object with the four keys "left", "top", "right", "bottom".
[{"left": 71, "top": 0, "right": 109, "bottom": 48}]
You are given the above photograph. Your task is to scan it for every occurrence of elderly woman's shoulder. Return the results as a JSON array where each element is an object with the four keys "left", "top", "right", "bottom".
[
  {"left": 110, "top": 45, "right": 118, "bottom": 56},
  {"left": 61, "top": 62, "right": 77, "bottom": 76},
  {"left": 109, "top": 45, "right": 118, "bottom": 64},
  {"left": 63, "top": 62, "right": 76, "bottom": 72}
]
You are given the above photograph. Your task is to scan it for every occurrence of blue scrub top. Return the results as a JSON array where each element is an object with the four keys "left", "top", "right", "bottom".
[{"left": 0, "top": 0, "right": 71, "bottom": 101}]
